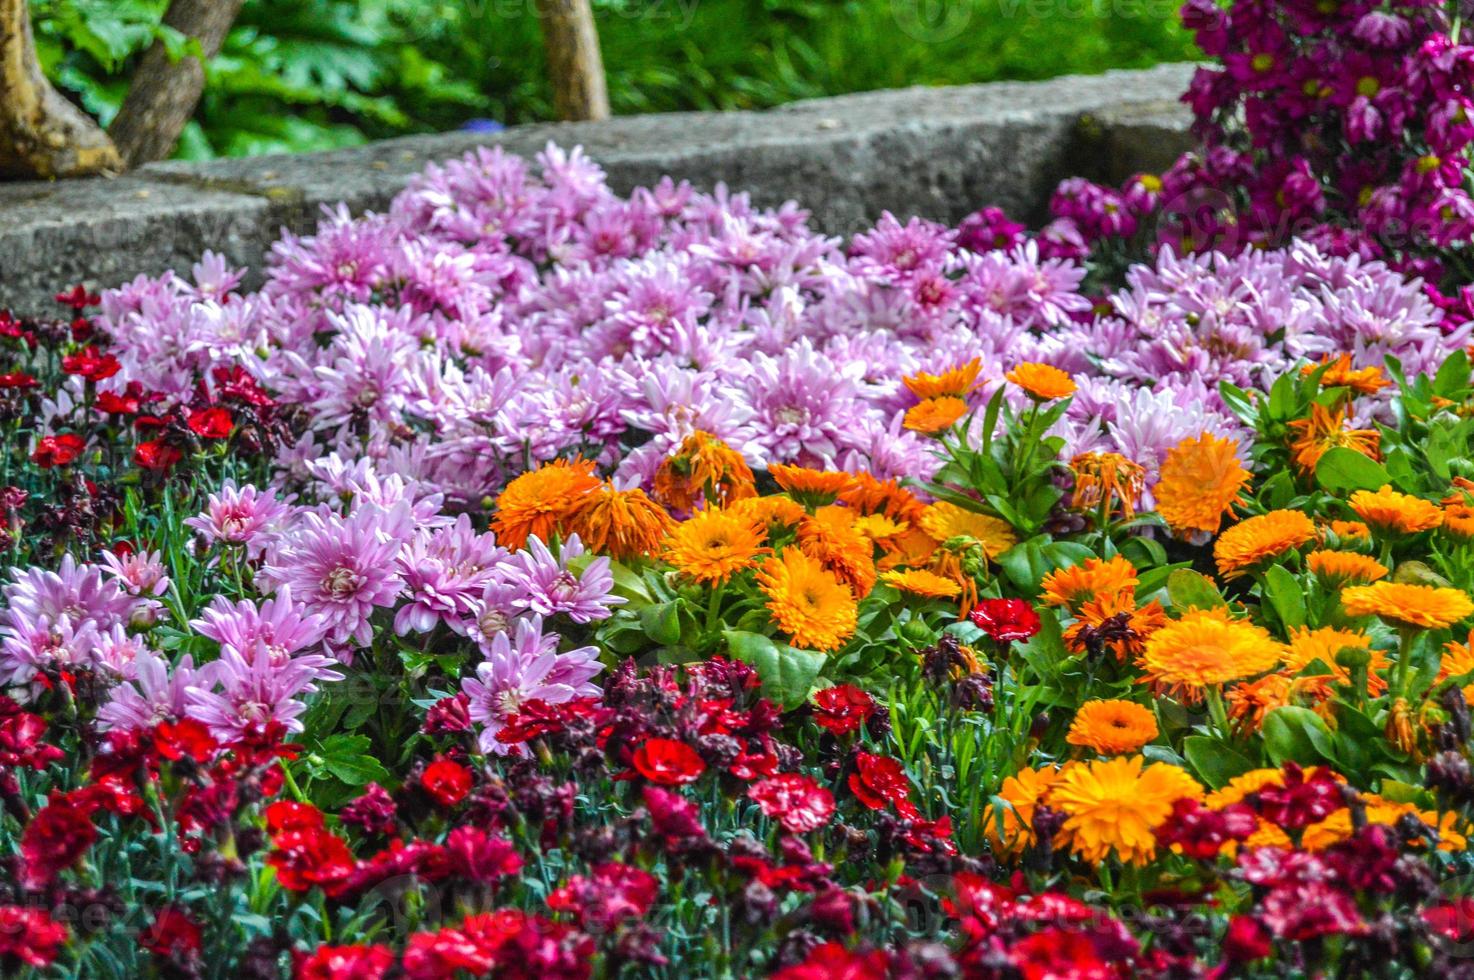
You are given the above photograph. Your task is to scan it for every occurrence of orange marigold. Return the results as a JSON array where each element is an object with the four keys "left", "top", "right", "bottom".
[
  {"left": 565, "top": 481, "right": 676, "bottom": 560},
  {"left": 1069, "top": 452, "right": 1146, "bottom": 522},
  {"left": 1047, "top": 756, "right": 1202, "bottom": 865},
  {"left": 664, "top": 509, "right": 769, "bottom": 585},
  {"left": 903, "top": 358, "right": 982, "bottom": 400},
  {"left": 1349, "top": 485, "right": 1443, "bottom": 535},
  {"left": 903, "top": 396, "right": 969, "bottom": 435},
  {"left": 1226, "top": 673, "right": 1293, "bottom": 731},
  {"left": 1006, "top": 361, "right": 1076, "bottom": 401},
  {"left": 798, "top": 506, "right": 877, "bottom": 597},
  {"left": 1285, "top": 626, "right": 1386, "bottom": 695},
  {"left": 653, "top": 431, "right": 756, "bottom": 512},
  {"left": 1066, "top": 700, "right": 1159, "bottom": 755},
  {"left": 837, "top": 472, "right": 927, "bottom": 524},
  {"left": 1342, "top": 581, "right": 1474, "bottom": 630},
  {"left": 1328, "top": 519, "right": 1371, "bottom": 540},
  {"left": 986, "top": 766, "right": 1065, "bottom": 856},
  {"left": 755, "top": 548, "right": 858, "bottom": 652},
  {"left": 1444, "top": 503, "right": 1474, "bottom": 538},
  {"left": 1303, "top": 352, "right": 1390, "bottom": 396},
  {"left": 1305, "top": 550, "right": 1388, "bottom": 585},
  {"left": 1154, "top": 432, "right": 1250, "bottom": 536},
  {"left": 730, "top": 494, "right": 809, "bottom": 534},
  {"left": 1213, "top": 509, "right": 1316, "bottom": 580},
  {"left": 769, "top": 464, "right": 852, "bottom": 508},
  {"left": 1286, "top": 403, "right": 1380, "bottom": 474},
  {"left": 918, "top": 502, "right": 1017, "bottom": 559},
  {"left": 491, "top": 458, "right": 601, "bottom": 550},
  {"left": 880, "top": 568, "right": 962, "bottom": 600},
  {"left": 1139, "top": 608, "right": 1285, "bottom": 694},
  {"left": 1062, "top": 593, "right": 1165, "bottom": 661},
  {"left": 1039, "top": 555, "right": 1139, "bottom": 611}
]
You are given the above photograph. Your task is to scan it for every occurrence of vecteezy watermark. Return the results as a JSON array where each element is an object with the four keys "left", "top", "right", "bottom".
[{"left": 891, "top": 0, "right": 974, "bottom": 42}]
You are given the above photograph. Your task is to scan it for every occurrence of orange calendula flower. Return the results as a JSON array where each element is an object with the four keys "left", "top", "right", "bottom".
[
  {"left": 1154, "top": 432, "right": 1250, "bottom": 536},
  {"left": 1328, "top": 519, "right": 1371, "bottom": 540},
  {"left": 986, "top": 766, "right": 1065, "bottom": 856},
  {"left": 903, "top": 358, "right": 982, "bottom": 400},
  {"left": 754, "top": 548, "right": 858, "bottom": 652},
  {"left": 1039, "top": 555, "right": 1139, "bottom": 611},
  {"left": 1069, "top": 452, "right": 1146, "bottom": 522},
  {"left": 491, "top": 457, "right": 601, "bottom": 550},
  {"left": 1443, "top": 503, "right": 1474, "bottom": 538},
  {"left": 918, "top": 502, "right": 1017, "bottom": 560},
  {"left": 1342, "top": 581, "right": 1474, "bottom": 630},
  {"left": 1439, "top": 634, "right": 1474, "bottom": 703},
  {"left": 653, "top": 431, "right": 756, "bottom": 512},
  {"left": 1047, "top": 756, "right": 1202, "bottom": 865},
  {"left": 565, "top": 481, "right": 676, "bottom": 560},
  {"left": 1213, "top": 509, "right": 1316, "bottom": 580},
  {"left": 1305, "top": 550, "right": 1388, "bottom": 585},
  {"left": 903, "top": 396, "right": 969, "bottom": 435},
  {"left": 1302, "top": 352, "right": 1390, "bottom": 396},
  {"left": 730, "top": 494, "right": 808, "bottom": 534},
  {"left": 769, "top": 464, "right": 852, "bottom": 508},
  {"left": 1066, "top": 700, "right": 1159, "bottom": 755},
  {"left": 879, "top": 568, "right": 962, "bottom": 600},
  {"left": 1349, "top": 485, "right": 1443, "bottom": 535},
  {"left": 1006, "top": 361, "right": 1076, "bottom": 401},
  {"left": 1063, "top": 594, "right": 1167, "bottom": 662},
  {"left": 798, "top": 506, "right": 877, "bottom": 598},
  {"left": 1286, "top": 403, "right": 1380, "bottom": 474},
  {"left": 1205, "top": 769, "right": 1287, "bottom": 810},
  {"left": 851, "top": 513, "right": 909, "bottom": 542},
  {"left": 664, "top": 509, "right": 770, "bottom": 585},
  {"left": 1285, "top": 626, "right": 1386, "bottom": 694},
  {"left": 1226, "top": 673, "right": 1294, "bottom": 731},
  {"left": 1302, "top": 797, "right": 1467, "bottom": 853},
  {"left": 837, "top": 473, "right": 927, "bottom": 524},
  {"left": 1139, "top": 608, "right": 1285, "bottom": 695}
]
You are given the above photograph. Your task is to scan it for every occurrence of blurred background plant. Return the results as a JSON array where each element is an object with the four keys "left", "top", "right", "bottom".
[{"left": 30, "top": 0, "right": 1194, "bottom": 159}]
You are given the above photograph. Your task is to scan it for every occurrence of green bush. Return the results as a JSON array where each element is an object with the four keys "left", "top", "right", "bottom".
[{"left": 31, "top": 0, "right": 1195, "bottom": 158}]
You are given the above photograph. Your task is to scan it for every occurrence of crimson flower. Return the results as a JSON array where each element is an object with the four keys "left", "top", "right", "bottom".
[
  {"left": 548, "top": 862, "right": 659, "bottom": 931},
  {"left": 0, "top": 710, "right": 63, "bottom": 770},
  {"left": 0, "top": 372, "right": 37, "bottom": 390},
  {"left": 1223, "top": 914, "right": 1273, "bottom": 962},
  {"left": 139, "top": 906, "right": 202, "bottom": 961},
  {"left": 770, "top": 942, "right": 890, "bottom": 980},
  {"left": 811, "top": 684, "right": 875, "bottom": 736},
  {"left": 340, "top": 784, "right": 398, "bottom": 837},
  {"left": 1011, "top": 927, "right": 1110, "bottom": 980},
  {"left": 62, "top": 346, "right": 120, "bottom": 382},
  {"left": 0, "top": 906, "right": 68, "bottom": 969},
  {"left": 968, "top": 598, "right": 1041, "bottom": 643},
  {"left": 631, "top": 738, "right": 706, "bottom": 785},
  {"left": 643, "top": 786, "right": 706, "bottom": 844},
  {"left": 95, "top": 386, "right": 143, "bottom": 415},
  {"left": 266, "top": 826, "right": 357, "bottom": 897},
  {"left": 186, "top": 406, "right": 233, "bottom": 439},
  {"left": 420, "top": 757, "right": 473, "bottom": 807},
  {"left": 133, "top": 440, "right": 183, "bottom": 471},
  {"left": 294, "top": 944, "right": 395, "bottom": 980},
  {"left": 748, "top": 773, "right": 836, "bottom": 833},
  {"left": 19, "top": 801, "right": 97, "bottom": 890},
  {"left": 31, "top": 434, "right": 84, "bottom": 468},
  {"left": 54, "top": 285, "right": 100, "bottom": 310},
  {"left": 264, "top": 800, "right": 325, "bottom": 836},
  {"left": 445, "top": 826, "right": 522, "bottom": 885},
  {"left": 847, "top": 752, "right": 913, "bottom": 812}
]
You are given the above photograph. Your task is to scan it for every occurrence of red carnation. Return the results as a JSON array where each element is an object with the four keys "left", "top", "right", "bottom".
[
  {"left": 139, "top": 906, "right": 203, "bottom": 962},
  {"left": 0, "top": 372, "right": 38, "bottom": 390},
  {"left": 0, "top": 906, "right": 68, "bottom": 969},
  {"left": 643, "top": 786, "right": 706, "bottom": 844},
  {"left": 19, "top": 801, "right": 97, "bottom": 889},
  {"left": 1011, "top": 927, "right": 1110, "bottom": 980},
  {"left": 294, "top": 943, "right": 395, "bottom": 980},
  {"left": 631, "top": 738, "right": 706, "bottom": 785},
  {"left": 267, "top": 826, "right": 357, "bottom": 897},
  {"left": 264, "top": 800, "right": 325, "bottom": 836},
  {"left": 968, "top": 598, "right": 1041, "bottom": 643},
  {"left": 811, "top": 684, "right": 875, "bottom": 736},
  {"left": 54, "top": 285, "right": 100, "bottom": 310},
  {"left": 445, "top": 826, "right": 522, "bottom": 884},
  {"left": 421, "top": 757, "right": 473, "bottom": 807},
  {"left": 133, "top": 439, "right": 183, "bottom": 471},
  {"left": 187, "top": 406, "right": 233, "bottom": 439},
  {"left": 31, "top": 433, "right": 84, "bottom": 468},
  {"left": 95, "top": 384, "right": 144, "bottom": 415},
  {"left": 748, "top": 773, "right": 836, "bottom": 833},
  {"left": 548, "top": 862, "right": 659, "bottom": 931},
  {"left": 0, "top": 711, "right": 63, "bottom": 770},
  {"left": 847, "top": 752, "right": 913, "bottom": 812},
  {"left": 61, "top": 346, "right": 120, "bottom": 382},
  {"left": 1223, "top": 914, "right": 1273, "bottom": 962},
  {"left": 770, "top": 942, "right": 889, "bottom": 980}
]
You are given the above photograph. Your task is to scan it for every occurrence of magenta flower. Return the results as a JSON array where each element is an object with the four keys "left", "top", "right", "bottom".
[
  {"left": 460, "top": 617, "right": 602, "bottom": 755},
  {"left": 184, "top": 481, "right": 292, "bottom": 557},
  {"left": 506, "top": 535, "right": 624, "bottom": 624}
]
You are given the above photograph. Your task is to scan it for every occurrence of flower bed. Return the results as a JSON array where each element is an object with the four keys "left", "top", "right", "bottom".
[{"left": 5, "top": 7, "right": 1474, "bottom": 976}]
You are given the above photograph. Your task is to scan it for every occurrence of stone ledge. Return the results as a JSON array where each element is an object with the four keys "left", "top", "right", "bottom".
[{"left": 0, "top": 63, "right": 1195, "bottom": 316}]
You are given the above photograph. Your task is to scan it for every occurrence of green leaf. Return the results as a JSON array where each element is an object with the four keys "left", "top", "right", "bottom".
[
  {"left": 1182, "top": 735, "right": 1257, "bottom": 789},
  {"left": 639, "top": 600, "right": 684, "bottom": 646},
  {"left": 1315, "top": 447, "right": 1390, "bottom": 494},
  {"left": 314, "top": 734, "right": 391, "bottom": 787},
  {"left": 1261, "top": 564, "right": 1306, "bottom": 631},
  {"left": 724, "top": 630, "right": 825, "bottom": 710},
  {"left": 1261, "top": 706, "right": 1334, "bottom": 767},
  {"left": 1166, "top": 569, "right": 1226, "bottom": 611}
]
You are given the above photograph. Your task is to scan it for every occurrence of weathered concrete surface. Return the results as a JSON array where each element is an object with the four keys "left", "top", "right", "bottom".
[{"left": 0, "top": 63, "right": 1194, "bottom": 315}]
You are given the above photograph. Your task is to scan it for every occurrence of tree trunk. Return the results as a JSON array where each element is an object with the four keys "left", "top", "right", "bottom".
[
  {"left": 108, "top": 0, "right": 244, "bottom": 167},
  {"left": 0, "top": 0, "right": 120, "bottom": 179},
  {"left": 534, "top": 0, "right": 610, "bottom": 122}
]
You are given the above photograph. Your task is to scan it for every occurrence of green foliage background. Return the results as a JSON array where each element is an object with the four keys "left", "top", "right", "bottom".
[{"left": 32, "top": 0, "right": 1194, "bottom": 159}]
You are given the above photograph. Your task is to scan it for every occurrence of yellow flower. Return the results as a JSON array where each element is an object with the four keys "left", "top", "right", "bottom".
[
  {"left": 730, "top": 494, "right": 808, "bottom": 534},
  {"left": 653, "top": 431, "right": 756, "bottom": 512},
  {"left": 986, "top": 766, "right": 1065, "bottom": 856},
  {"left": 880, "top": 568, "right": 962, "bottom": 600},
  {"left": 1305, "top": 550, "right": 1388, "bottom": 585},
  {"left": 851, "top": 513, "right": 909, "bottom": 541},
  {"left": 1139, "top": 609, "right": 1285, "bottom": 695},
  {"left": 1302, "top": 796, "right": 1467, "bottom": 853},
  {"left": 1039, "top": 555, "right": 1138, "bottom": 611},
  {"left": 1342, "top": 581, "right": 1474, "bottom": 630},
  {"left": 1068, "top": 452, "right": 1145, "bottom": 522},
  {"left": 768, "top": 464, "right": 851, "bottom": 508},
  {"left": 903, "top": 396, "right": 969, "bottom": 435},
  {"left": 798, "top": 506, "right": 876, "bottom": 598},
  {"left": 1213, "top": 509, "right": 1316, "bottom": 580},
  {"left": 754, "top": 548, "right": 858, "bottom": 652},
  {"left": 1066, "top": 700, "right": 1159, "bottom": 755},
  {"left": 903, "top": 358, "right": 982, "bottom": 400},
  {"left": 1047, "top": 756, "right": 1202, "bottom": 865},
  {"left": 917, "top": 502, "right": 1016, "bottom": 559},
  {"left": 565, "top": 481, "right": 675, "bottom": 560},
  {"left": 1154, "top": 432, "right": 1250, "bottom": 536},
  {"left": 1286, "top": 403, "right": 1380, "bottom": 474},
  {"left": 1285, "top": 626, "right": 1385, "bottom": 693},
  {"left": 491, "top": 458, "right": 601, "bottom": 550},
  {"left": 1205, "top": 768, "right": 1287, "bottom": 809},
  {"left": 1350, "top": 485, "right": 1443, "bottom": 535},
  {"left": 1006, "top": 362, "right": 1076, "bottom": 401},
  {"left": 664, "top": 509, "right": 769, "bottom": 585}
]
